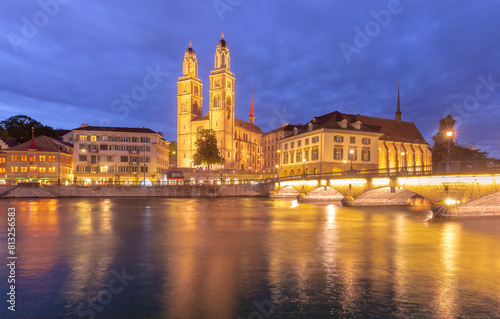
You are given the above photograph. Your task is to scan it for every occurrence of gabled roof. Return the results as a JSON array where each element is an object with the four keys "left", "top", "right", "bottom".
[
  {"left": 235, "top": 118, "right": 264, "bottom": 135},
  {"left": 264, "top": 124, "right": 303, "bottom": 135},
  {"left": 72, "top": 126, "right": 157, "bottom": 134},
  {"left": 192, "top": 115, "right": 209, "bottom": 122},
  {"left": 7, "top": 136, "right": 73, "bottom": 153},
  {"left": 284, "top": 110, "right": 428, "bottom": 144}
]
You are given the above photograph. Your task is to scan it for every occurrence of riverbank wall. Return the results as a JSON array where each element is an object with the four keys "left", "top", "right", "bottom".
[{"left": 0, "top": 183, "right": 274, "bottom": 198}]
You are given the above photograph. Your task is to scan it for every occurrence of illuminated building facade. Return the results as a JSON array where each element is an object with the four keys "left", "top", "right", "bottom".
[
  {"left": 72, "top": 125, "right": 169, "bottom": 184},
  {"left": 3, "top": 136, "right": 73, "bottom": 184},
  {"left": 278, "top": 89, "right": 432, "bottom": 176},
  {"left": 177, "top": 34, "right": 264, "bottom": 171},
  {"left": 262, "top": 124, "right": 300, "bottom": 173}
]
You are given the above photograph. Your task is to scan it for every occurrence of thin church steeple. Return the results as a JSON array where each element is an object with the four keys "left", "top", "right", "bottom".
[
  {"left": 395, "top": 80, "right": 402, "bottom": 124},
  {"left": 249, "top": 83, "right": 255, "bottom": 125}
]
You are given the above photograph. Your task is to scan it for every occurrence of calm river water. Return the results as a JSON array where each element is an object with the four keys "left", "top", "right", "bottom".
[{"left": 1, "top": 198, "right": 500, "bottom": 318}]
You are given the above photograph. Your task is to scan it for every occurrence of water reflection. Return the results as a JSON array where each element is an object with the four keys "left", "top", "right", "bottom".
[{"left": 0, "top": 198, "right": 499, "bottom": 318}]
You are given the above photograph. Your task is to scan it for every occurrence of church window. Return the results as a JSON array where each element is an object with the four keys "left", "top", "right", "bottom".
[
  {"left": 214, "top": 95, "right": 220, "bottom": 107},
  {"left": 194, "top": 86, "right": 198, "bottom": 94},
  {"left": 216, "top": 80, "right": 220, "bottom": 88},
  {"left": 227, "top": 96, "right": 231, "bottom": 106}
]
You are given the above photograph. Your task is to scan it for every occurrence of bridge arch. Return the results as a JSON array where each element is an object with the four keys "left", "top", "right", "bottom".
[
  {"left": 353, "top": 186, "right": 432, "bottom": 207},
  {"left": 275, "top": 185, "right": 299, "bottom": 198},
  {"left": 302, "top": 186, "right": 343, "bottom": 201}
]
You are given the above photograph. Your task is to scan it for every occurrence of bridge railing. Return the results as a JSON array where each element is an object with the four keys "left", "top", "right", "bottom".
[{"left": 277, "top": 165, "right": 435, "bottom": 182}]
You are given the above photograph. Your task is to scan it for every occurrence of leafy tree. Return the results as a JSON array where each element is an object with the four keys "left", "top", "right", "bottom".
[
  {"left": 192, "top": 129, "right": 222, "bottom": 170},
  {"left": 431, "top": 114, "right": 488, "bottom": 166},
  {"left": 168, "top": 140, "right": 177, "bottom": 166},
  {"left": 0, "top": 115, "right": 58, "bottom": 143},
  {"left": 0, "top": 125, "right": 7, "bottom": 138}
]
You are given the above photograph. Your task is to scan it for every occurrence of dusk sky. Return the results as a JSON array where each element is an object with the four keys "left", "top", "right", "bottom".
[{"left": 1, "top": 1, "right": 499, "bottom": 157}]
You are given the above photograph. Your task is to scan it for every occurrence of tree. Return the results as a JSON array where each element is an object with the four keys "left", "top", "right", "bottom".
[
  {"left": 0, "top": 115, "right": 58, "bottom": 143},
  {"left": 430, "top": 114, "right": 488, "bottom": 166},
  {"left": 168, "top": 140, "right": 177, "bottom": 166},
  {"left": 192, "top": 129, "right": 222, "bottom": 169}
]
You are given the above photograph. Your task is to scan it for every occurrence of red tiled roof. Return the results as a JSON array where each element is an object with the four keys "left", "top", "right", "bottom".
[{"left": 7, "top": 136, "right": 73, "bottom": 153}]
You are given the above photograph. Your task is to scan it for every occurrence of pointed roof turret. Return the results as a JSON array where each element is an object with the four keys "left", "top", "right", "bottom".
[{"left": 27, "top": 127, "right": 39, "bottom": 150}]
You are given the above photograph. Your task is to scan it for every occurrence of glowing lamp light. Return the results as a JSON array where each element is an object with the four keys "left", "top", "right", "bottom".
[
  {"left": 446, "top": 131, "right": 453, "bottom": 137},
  {"left": 445, "top": 199, "right": 457, "bottom": 205}
]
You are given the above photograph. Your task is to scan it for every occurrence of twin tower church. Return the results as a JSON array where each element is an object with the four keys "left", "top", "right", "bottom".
[
  {"left": 177, "top": 34, "right": 264, "bottom": 170},
  {"left": 176, "top": 34, "right": 432, "bottom": 173}
]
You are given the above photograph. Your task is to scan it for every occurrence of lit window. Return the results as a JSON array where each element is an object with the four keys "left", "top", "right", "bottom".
[
  {"left": 91, "top": 135, "right": 97, "bottom": 141},
  {"left": 39, "top": 155, "right": 46, "bottom": 162},
  {"left": 10, "top": 167, "right": 18, "bottom": 173},
  {"left": 362, "top": 138, "right": 371, "bottom": 145},
  {"left": 79, "top": 135, "right": 88, "bottom": 141},
  {"left": 29, "top": 155, "right": 37, "bottom": 162},
  {"left": 20, "top": 155, "right": 27, "bottom": 162},
  {"left": 39, "top": 167, "right": 46, "bottom": 173},
  {"left": 20, "top": 167, "right": 27, "bottom": 173},
  {"left": 11, "top": 155, "right": 18, "bottom": 161}
]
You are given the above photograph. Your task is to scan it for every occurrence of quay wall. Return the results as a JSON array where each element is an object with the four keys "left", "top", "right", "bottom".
[{"left": 0, "top": 183, "right": 274, "bottom": 198}]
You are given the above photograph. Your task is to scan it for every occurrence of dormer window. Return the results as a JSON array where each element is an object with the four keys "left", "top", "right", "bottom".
[
  {"left": 312, "top": 117, "right": 317, "bottom": 123},
  {"left": 294, "top": 127, "right": 298, "bottom": 135},
  {"left": 351, "top": 120, "right": 362, "bottom": 130},
  {"left": 308, "top": 122, "right": 313, "bottom": 132},
  {"left": 338, "top": 119, "right": 348, "bottom": 129}
]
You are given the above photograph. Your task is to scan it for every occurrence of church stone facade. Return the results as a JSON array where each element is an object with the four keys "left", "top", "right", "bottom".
[{"left": 177, "top": 35, "right": 264, "bottom": 171}]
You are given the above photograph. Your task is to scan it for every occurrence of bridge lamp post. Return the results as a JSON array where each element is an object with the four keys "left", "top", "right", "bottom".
[
  {"left": 343, "top": 160, "right": 347, "bottom": 175},
  {"left": 275, "top": 165, "right": 279, "bottom": 179},
  {"left": 446, "top": 131, "right": 453, "bottom": 163},
  {"left": 302, "top": 158, "right": 306, "bottom": 177},
  {"left": 277, "top": 149, "right": 281, "bottom": 176},
  {"left": 349, "top": 149, "right": 354, "bottom": 172}
]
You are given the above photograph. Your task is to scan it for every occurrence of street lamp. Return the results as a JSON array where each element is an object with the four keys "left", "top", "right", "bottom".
[
  {"left": 446, "top": 131, "right": 453, "bottom": 163},
  {"left": 302, "top": 158, "right": 306, "bottom": 176},
  {"left": 349, "top": 149, "right": 354, "bottom": 172},
  {"left": 343, "top": 160, "right": 347, "bottom": 175}
]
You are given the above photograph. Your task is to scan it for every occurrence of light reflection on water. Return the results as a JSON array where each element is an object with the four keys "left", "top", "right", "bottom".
[{"left": 0, "top": 198, "right": 499, "bottom": 318}]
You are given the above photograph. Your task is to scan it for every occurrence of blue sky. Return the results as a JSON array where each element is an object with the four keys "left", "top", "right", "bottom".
[{"left": 1, "top": 0, "right": 499, "bottom": 157}]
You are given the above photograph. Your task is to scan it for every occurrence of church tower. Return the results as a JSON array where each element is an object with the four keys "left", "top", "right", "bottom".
[
  {"left": 395, "top": 80, "right": 402, "bottom": 124},
  {"left": 177, "top": 42, "right": 203, "bottom": 167},
  {"left": 208, "top": 33, "right": 235, "bottom": 168}
]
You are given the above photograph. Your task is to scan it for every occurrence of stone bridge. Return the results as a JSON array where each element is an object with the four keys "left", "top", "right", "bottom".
[{"left": 272, "top": 173, "right": 500, "bottom": 216}]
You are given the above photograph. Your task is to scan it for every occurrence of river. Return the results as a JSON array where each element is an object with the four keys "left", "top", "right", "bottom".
[{"left": 0, "top": 198, "right": 499, "bottom": 318}]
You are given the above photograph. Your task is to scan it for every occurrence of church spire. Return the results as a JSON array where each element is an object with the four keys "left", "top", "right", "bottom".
[
  {"left": 395, "top": 80, "right": 402, "bottom": 124},
  {"left": 249, "top": 83, "right": 255, "bottom": 125},
  {"left": 28, "top": 126, "right": 39, "bottom": 150}
]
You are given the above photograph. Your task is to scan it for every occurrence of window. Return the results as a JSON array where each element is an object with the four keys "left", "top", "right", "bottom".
[
  {"left": 350, "top": 137, "right": 356, "bottom": 144},
  {"left": 130, "top": 166, "right": 138, "bottom": 173},
  {"left": 121, "top": 137, "right": 130, "bottom": 142},
  {"left": 100, "top": 144, "right": 108, "bottom": 151},
  {"left": 48, "top": 167, "right": 56, "bottom": 173},
  {"left": 20, "top": 167, "right": 27, "bottom": 173},
  {"left": 120, "top": 156, "right": 128, "bottom": 162},
  {"left": 79, "top": 155, "right": 87, "bottom": 161},
  {"left": 291, "top": 142, "right": 295, "bottom": 148},
  {"left": 101, "top": 136, "right": 108, "bottom": 141},
  {"left": 283, "top": 154, "right": 289, "bottom": 164},
  {"left": 90, "top": 135, "right": 97, "bottom": 141},
  {"left": 284, "top": 143, "right": 288, "bottom": 150},
  {"left": 111, "top": 136, "right": 118, "bottom": 142},
  {"left": 312, "top": 149, "right": 319, "bottom": 160},
  {"left": 334, "top": 135, "right": 344, "bottom": 143},
  {"left": 79, "top": 135, "right": 88, "bottom": 141},
  {"left": 305, "top": 150, "right": 309, "bottom": 161},
  {"left": 119, "top": 166, "right": 128, "bottom": 173},
  {"left": 29, "top": 155, "right": 37, "bottom": 162},
  {"left": 362, "top": 138, "right": 371, "bottom": 145},
  {"left": 290, "top": 152, "right": 294, "bottom": 164},
  {"left": 296, "top": 152, "right": 302, "bottom": 162},
  {"left": 39, "top": 167, "right": 46, "bottom": 173},
  {"left": 11, "top": 155, "right": 18, "bottom": 161},
  {"left": 121, "top": 145, "right": 128, "bottom": 151},
  {"left": 348, "top": 149, "right": 358, "bottom": 161},
  {"left": 11, "top": 167, "right": 18, "bottom": 173},
  {"left": 91, "top": 144, "right": 97, "bottom": 152},
  {"left": 312, "top": 136, "right": 319, "bottom": 143},
  {"left": 132, "top": 137, "right": 139, "bottom": 143},
  {"left": 131, "top": 156, "right": 138, "bottom": 163},
  {"left": 140, "top": 166, "right": 148, "bottom": 173},
  {"left": 298, "top": 140, "right": 301, "bottom": 147},
  {"left": 29, "top": 166, "right": 37, "bottom": 173},
  {"left": 20, "top": 155, "right": 27, "bottom": 162},
  {"left": 362, "top": 149, "right": 371, "bottom": 161},
  {"left": 334, "top": 148, "right": 343, "bottom": 160},
  {"left": 39, "top": 155, "right": 46, "bottom": 162},
  {"left": 48, "top": 156, "right": 55, "bottom": 162},
  {"left": 305, "top": 139, "right": 309, "bottom": 145},
  {"left": 141, "top": 137, "right": 150, "bottom": 143},
  {"left": 131, "top": 146, "right": 139, "bottom": 153}
]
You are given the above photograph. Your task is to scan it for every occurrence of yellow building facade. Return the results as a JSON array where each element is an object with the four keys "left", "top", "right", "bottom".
[{"left": 177, "top": 35, "right": 264, "bottom": 171}]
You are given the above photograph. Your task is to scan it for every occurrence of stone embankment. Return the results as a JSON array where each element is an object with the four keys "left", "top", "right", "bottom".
[{"left": 0, "top": 182, "right": 273, "bottom": 198}]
